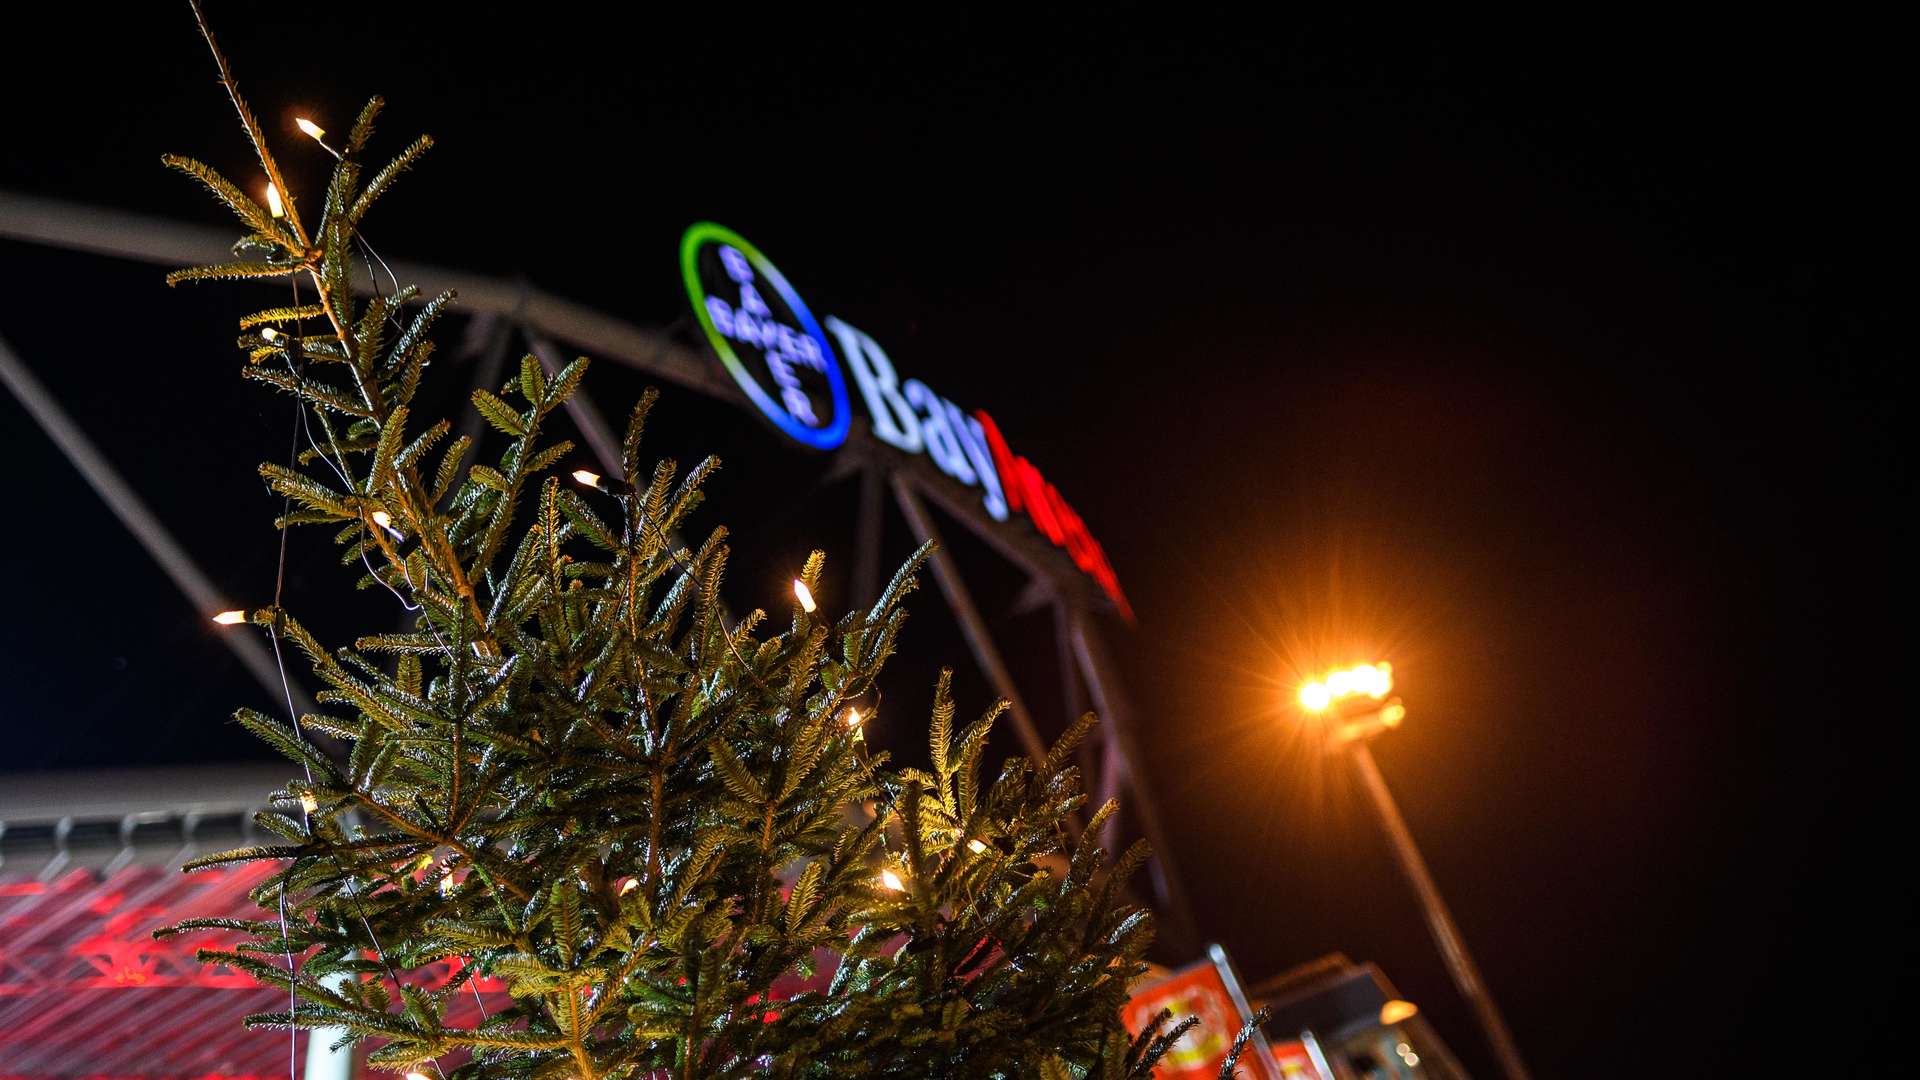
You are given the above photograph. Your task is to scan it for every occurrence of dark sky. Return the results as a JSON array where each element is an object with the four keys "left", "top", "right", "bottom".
[{"left": 1, "top": 6, "right": 1907, "bottom": 1077}]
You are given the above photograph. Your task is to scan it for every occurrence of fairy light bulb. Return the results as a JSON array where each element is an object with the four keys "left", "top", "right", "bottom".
[
  {"left": 264, "top": 182, "right": 284, "bottom": 218},
  {"left": 295, "top": 117, "right": 326, "bottom": 141},
  {"left": 619, "top": 877, "right": 639, "bottom": 896},
  {"left": 572, "top": 469, "right": 603, "bottom": 489},
  {"left": 299, "top": 790, "right": 318, "bottom": 814},
  {"left": 260, "top": 326, "right": 279, "bottom": 342},
  {"left": 844, "top": 707, "right": 862, "bottom": 729},
  {"left": 212, "top": 609, "right": 247, "bottom": 626},
  {"left": 967, "top": 839, "right": 988, "bottom": 855},
  {"left": 371, "top": 510, "right": 392, "bottom": 529},
  {"left": 878, "top": 868, "right": 905, "bottom": 892},
  {"left": 792, "top": 579, "right": 816, "bottom": 613},
  {"left": 439, "top": 873, "right": 456, "bottom": 897}
]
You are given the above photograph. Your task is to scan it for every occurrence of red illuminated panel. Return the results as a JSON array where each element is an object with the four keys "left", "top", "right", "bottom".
[{"left": 974, "top": 410, "right": 1134, "bottom": 621}]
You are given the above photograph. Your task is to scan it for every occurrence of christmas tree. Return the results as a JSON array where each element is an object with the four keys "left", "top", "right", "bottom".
[{"left": 155, "top": 7, "right": 1261, "bottom": 1077}]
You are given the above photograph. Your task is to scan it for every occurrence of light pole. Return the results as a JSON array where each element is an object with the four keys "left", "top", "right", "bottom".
[{"left": 1297, "top": 664, "right": 1533, "bottom": 1080}]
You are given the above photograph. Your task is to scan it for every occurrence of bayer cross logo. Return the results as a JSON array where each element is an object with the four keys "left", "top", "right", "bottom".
[{"left": 680, "top": 223, "right": 852, "bottom": 450}]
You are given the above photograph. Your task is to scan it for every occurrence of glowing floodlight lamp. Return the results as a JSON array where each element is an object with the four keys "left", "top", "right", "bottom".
[{"left": 1298, "top": 662, "right": 1395, "bottom": 713}]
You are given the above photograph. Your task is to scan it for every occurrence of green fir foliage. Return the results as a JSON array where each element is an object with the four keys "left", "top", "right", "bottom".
[{"left": 156, "top": 6, "right": 1265, "bottom": 1077}]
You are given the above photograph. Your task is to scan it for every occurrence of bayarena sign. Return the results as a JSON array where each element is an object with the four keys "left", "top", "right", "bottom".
[{"left": 681, "top": 222, "right": 1131, "bottom": 620}]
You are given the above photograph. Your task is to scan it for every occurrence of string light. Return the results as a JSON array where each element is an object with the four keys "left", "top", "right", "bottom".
[
  {"left": 619, "top": 877, "right": 639, "bottom": 896},
  {"left": 967, "top": 839, "right": 988, "bottom": 855},
  {"left": 264, "top": 182, "right": 283, "bottom": 219},
  {"left": 878, "top": 868, "right": 905, "bottom": 892},
  {"left": 439, "top": 873, "right": 456, "bottom": 897},
  {"left": 212, "top": 609, "right": 247, "bottom": 625},
  {"left": 298, "top": 790, "right": 318, "bottom": 814},
  {"left": 845, "top": 706, "right": 864, "bottom": 741},
  {"left": 792, "top": 579, "right": 816, "bottom": 613},
  {"left": 405, "top": 1072, "right": 433, "bottom": 1080},
  {"left": 371, "top": 510, "right": 391, "bottom": 529},
  {"left": 571, "top": 469, "right": 603, "bottom": 489},
  {"left": 294, "top": 117, "right": 326, "bottom": 141},
  {"left": 260, "top": 326, "right": 279, "bottom": 342}
]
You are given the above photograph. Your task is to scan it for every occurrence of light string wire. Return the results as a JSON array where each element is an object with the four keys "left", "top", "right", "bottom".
[{"left": 260, "top": 190, "right": 453, "bottom": 1080}]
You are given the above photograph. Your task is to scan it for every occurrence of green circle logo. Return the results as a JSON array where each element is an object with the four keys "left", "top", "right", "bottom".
[{"left": 680, "top": 223, "right": 851, "bottom": 450}]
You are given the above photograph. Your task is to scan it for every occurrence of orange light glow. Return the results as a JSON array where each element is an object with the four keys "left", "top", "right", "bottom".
[
  {"left": 1298, "top": 682, "right": 1332, "bottom": 712},
  {"left": 1380, "top": 999, "right": 1419, "bottom": 1025},
  {"left": 878, "top": 868, "right": 904, "bottom": 892},
  {"left": 212, "top": 609, "right": 247, "bottom": 626},
  {"left": 1298, "top": 662, "right": 1395, "bottom": 711},
  {"left": 844, "top": 707, "right": 863, "bottom": 729},
  {"left": 299, "top": 791, "right": 318, "bottom": 814}
]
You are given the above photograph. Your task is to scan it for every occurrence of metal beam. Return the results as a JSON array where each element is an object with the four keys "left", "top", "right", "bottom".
[
  {"left": 0, "top": 331, "right": 311, "bottom": 718},
  {"left": 890, "top": 475, "right": 1049, "bottom": 766},
  {"left": 1068, "top": 609, "right": 1199, "bottom": 952},
  {"left": 853, "top": 465, "right": 885, "bottom": 606}
]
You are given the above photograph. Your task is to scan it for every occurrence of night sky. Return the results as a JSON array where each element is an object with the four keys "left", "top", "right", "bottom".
[{"left": 1, "top": 7, "right": 1906, "bottom": 1076}]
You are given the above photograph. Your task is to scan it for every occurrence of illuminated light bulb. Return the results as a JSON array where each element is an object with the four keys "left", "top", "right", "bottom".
[
  {"left": 439, "top": 873, "right": 456, "bottom": 897},
  {"left": 878, "top": 868, "right": 904, "bottom": 892},
  {"left": 1349, "top": 664, "right": 1379, "bottom": 696},
  {"left": 619, "top": 877, "right": 639, "bottom": 895},
  {"left": 844, "top": 707, "right": 863, "bottom": 729},
  {"left": 1374, "top": 661, "right": 1394, "bottom": 696},
  {"left": 1298, "top": 682, "right": 1331, "bottom": 712},
  {"left": 571, "top": 469, "right": 602, "bottom": 489},
  {"left": 371, "top": 510, "right": 392, "bottom": 529},
  {"left": 1326, "top": 670, "right": 1354, "bottom": 698},
  {"left": 1380, "top": 702, "right": 1407, "bottom": 728},
  {"left": 967, "top": 839, "right": 988, "bottom": 855},
  {"left": 1380, "top": 999, "right": 1419, "bottom": 1025},
  {"left": 299, "top": 791, "right": 318, "bottom": 814},
  {"left": 404, "top": 1072, "right": 433, "bottom": 1080},
  {"left": 264, "top": 182, "right": 283, "bottom": 218},
  {"left": 295, "top": 117, "right": 326, "bottom": 141},
  {"left": 792, "top": 579, "right": 816, "bottom": 613},
  {"left": 212, "top": 609, "right": 247, "bottom": 626},
  {"left": 260, "top": 326, "right": 279, "bottom": 342}
]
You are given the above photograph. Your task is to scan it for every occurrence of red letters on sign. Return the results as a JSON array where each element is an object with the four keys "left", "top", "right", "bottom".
[{"left": 974, "top": 411, "right": 1134, "bottom": 622}]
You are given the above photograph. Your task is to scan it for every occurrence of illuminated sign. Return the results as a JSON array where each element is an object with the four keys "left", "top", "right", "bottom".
[
  {"left": 1123, "top": 947, "right": 1281, "bottom": 1079},
  {"left": 681, "top": 223, "right": 1131, "bottom": 619},
  {"left": 681, "top": 221, "right": 852, "bottom": 450}
]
